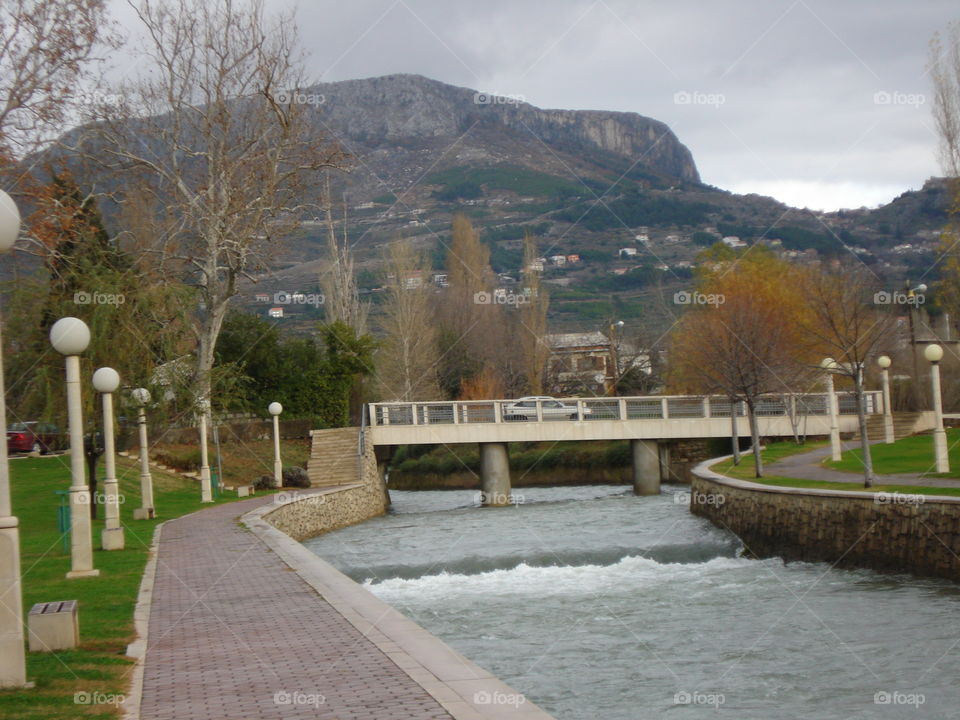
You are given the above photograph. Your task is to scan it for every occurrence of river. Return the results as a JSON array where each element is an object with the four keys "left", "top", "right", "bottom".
[{"left": 304, "top": 485, "right": 960, "bottom": 719}]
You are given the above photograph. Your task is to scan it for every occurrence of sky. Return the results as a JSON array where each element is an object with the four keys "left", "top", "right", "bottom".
[{"left": 107, "top": 0, "right": 956, "bottom": 211}]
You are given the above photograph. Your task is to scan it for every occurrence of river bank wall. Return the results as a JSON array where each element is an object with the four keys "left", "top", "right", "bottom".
[{"left": 691, "top": 459, "right": 960, "bottom": 581}]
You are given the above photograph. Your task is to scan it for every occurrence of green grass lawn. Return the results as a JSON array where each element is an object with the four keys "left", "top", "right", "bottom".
[
  {"left": 711, "top": 439, "right": 960, "bottom": 497},
  {"left": 824, "top": 429, "right": 960, "bottom": 478},
  {"left": 0, "top": 452, "right": 270, "bottom": 719}
]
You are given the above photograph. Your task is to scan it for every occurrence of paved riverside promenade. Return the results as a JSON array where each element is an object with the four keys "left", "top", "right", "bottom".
[
  {"left": 136, "top": 491, "right": 553, "bottom": 720},
  {"left": 767, "top": 443, "right": 960, "bottom": 488}
]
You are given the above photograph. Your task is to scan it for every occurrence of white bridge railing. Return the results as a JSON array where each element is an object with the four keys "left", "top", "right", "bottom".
[{"left": 369, "top": 392, "right": 882, "bottom": 427}]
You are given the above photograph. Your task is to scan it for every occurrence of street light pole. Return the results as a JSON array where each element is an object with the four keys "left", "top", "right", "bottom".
[
  {"left": 607, "top": 320, "right": 624, "bottom": 396},
  {"left": 50, "top": 317, "right": 99, "bottom": 579},
  {"left": 821, "top": 357, "right": 842, "bottom": 462},
  {"left": 905, "top": 280, "right": 927, "bottom": 409},
  {"left": 0, "top": 190, "right": 27, "bottom": 686},
  {"left": 198, "top": 399, "right": 212, "bottom": 503},
  {"left": 925, "top": 344, "right": 950, "bottom": 473},
  {"left": 132, "top": 389, "right": 155, "bottom": 519},
  {"left": 93, "top": 368, "right": 124, "bottom": 550},
  {"left": 269, "top": 402, "right": 283, "bottom": 488},
  {"left": 877, "top": 355, "right": 895, "bottom": 445}
]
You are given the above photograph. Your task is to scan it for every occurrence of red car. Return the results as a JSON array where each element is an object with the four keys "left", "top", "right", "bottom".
[{"left": 7, "top": 422, "right": 64, "bottom": 454}]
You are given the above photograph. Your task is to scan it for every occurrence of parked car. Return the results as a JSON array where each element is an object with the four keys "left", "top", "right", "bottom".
[
  {"left": 502, "top": 396, "right": 591, "bottom": 421},
  {"left": 7, "top": 422, "right": 65, "bottom": 454}
]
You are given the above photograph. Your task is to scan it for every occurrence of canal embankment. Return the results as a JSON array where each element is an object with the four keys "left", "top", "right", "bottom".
[{"left": 691, "top": 456, "right": 960, "bottom": 581}]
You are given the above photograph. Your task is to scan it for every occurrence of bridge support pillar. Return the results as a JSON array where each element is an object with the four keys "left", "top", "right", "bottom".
[
  {"left": 631, "top": 439, "right": 660, "bottom": 496},
  {"left": 480, "top": 442, "right": 511, "bottom": 506}
]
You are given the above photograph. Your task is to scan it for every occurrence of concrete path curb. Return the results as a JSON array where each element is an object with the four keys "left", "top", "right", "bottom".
[
  {"left": 124, "top": 522, "right": 165, "bottom": 720},
  {"left": 243, "top": 497, "right": 555, "bottom": 719}
]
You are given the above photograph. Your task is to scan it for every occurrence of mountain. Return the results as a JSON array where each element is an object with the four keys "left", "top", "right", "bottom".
[
  {"left": 309, "top": 73, "right": 700, "bottom": 188},
  {"left": 7, "top": 74, "right": 953, "bottom": 333}
]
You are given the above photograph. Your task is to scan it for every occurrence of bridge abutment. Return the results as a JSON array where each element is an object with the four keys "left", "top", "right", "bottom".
[
  {"left": 479, "top": 442, "right": 512, "bottom": 506},
  {"left": 631, "top": 439, "right": 661, "bottom": 495}
]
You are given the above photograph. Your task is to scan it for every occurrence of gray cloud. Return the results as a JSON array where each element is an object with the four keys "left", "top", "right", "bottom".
[{"left": 109, "top": 0, "right": 957, "bottom": 209}]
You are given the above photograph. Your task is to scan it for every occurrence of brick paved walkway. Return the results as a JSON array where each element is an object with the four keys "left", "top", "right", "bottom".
[{"left": 138, "top": 495, "right": 453, "bottom": 720}]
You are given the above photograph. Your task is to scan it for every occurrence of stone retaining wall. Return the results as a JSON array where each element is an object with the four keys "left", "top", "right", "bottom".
[
  {"left": 691, "top": 462, "right": 960, "bottom": 581},
  {"left": 665, "top": 438, "right": 728, "bottom": 483},
  {"left": 262, "top": 441, "right": 387, "bottom": 541}
]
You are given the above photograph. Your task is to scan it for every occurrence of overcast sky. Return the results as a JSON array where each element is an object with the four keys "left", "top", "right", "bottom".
[{"left": 110, "top": 0, "right": 957, "bottom": 211}]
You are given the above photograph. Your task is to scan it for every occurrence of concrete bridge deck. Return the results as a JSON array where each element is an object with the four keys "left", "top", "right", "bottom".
[
  {"left": 136, "top": 489, "right": 553, "bottom": 719},
  {"left": 364, "top": 392, "right": 883, "bottom": 504},
  {"left": 367, "top": 392, "right": 882, "bottom": 446}
]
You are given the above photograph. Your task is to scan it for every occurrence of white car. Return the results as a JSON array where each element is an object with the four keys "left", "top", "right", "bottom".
[{"left": 502, "top": 396, "right": 590, "bottom": 421}]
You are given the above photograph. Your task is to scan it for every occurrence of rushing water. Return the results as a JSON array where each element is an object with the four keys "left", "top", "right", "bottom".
[{"left": 304, "top": 486, "right": 960, "bottom": 719}]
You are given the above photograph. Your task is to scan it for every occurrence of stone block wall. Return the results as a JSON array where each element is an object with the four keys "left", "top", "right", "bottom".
[
  {"left": 262, "top": 442, "right": 388, "bottom": 542},
  {"left": 664, "top": 438, "right": 727, "bottom": 484},
  {"left": 690, "top": 470, "right": 960, "bottom": 581}
]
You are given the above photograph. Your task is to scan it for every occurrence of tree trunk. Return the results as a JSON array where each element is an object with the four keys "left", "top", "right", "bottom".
[
  {"left": 788, "top": 394, "right": 801, "bottom": 444},
  {"left": 730, "top": 398, "right": 741, "bottom": 465},
  {"left": 855, "top": 371, "right": 875, "bottom": 487},
  {"left": 747, "top": 400, "right": 763, "bottom": 477}
]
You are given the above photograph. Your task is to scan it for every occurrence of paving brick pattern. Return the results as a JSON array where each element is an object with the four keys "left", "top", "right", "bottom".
[{"left": 139, "top": 496, "right": 453, "bottom": 720}]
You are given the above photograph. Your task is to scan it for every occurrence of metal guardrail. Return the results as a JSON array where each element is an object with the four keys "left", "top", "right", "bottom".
[{"left": 369, "top": 392, "right": 882, "bottom": 427}]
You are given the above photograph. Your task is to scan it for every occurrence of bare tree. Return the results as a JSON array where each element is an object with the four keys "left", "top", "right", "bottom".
[
  {"left": 436, "top": 213, "right": 498, "bottom": 397},
  {"left": 0, "top": 0, "right": 112, "bottom": 161},
  {"left": 321, "top": 176, "right": 367, "bottom": 333},
  {"left": 798, "top": 265, "right": 895, "bottom": 487},
  {"left": 81, "top": 0, "right": 344, "bottom": 408},
  {"left": 931, "top": 22, "right": 960, "bottom": 178},
  {"left": 376, "top": 238, "right": 440, "bottom": 401},
  {"left": 518, "top": 232, "right": 549, "bottom": 394}
]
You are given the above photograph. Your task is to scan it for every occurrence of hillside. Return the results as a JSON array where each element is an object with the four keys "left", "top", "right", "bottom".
[{"left": 8, "top": 74, "right": 954, "bottom": 334}]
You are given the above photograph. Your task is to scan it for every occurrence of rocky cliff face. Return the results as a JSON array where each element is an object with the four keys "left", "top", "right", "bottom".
[{"left": 307, "top": 74, "right": 700, "bottom": 184}]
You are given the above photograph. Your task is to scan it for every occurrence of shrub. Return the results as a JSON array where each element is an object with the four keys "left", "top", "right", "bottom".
[
  {"left": 253, "top": 475, "right": 274, "bottom": 491},
  {"left": 282, "top": 466, "right": 310, "bottom": 488}
]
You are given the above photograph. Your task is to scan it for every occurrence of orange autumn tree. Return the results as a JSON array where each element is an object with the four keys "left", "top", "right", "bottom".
[{"left": 669, "top": 248, "right": 814, "bottom": 476}]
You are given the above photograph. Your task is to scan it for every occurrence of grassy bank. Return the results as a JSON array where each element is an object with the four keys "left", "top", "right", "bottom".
[
  {"left": 149, "top": 437, "right": 310, "bottom": 487},
  {"left": 824, "top": 429, "right": 960, "bottom": 477},
  {"left": 0, "top": 452, "right": 270, "bottom": 719},
  {"left": 389, "top": 440, "right": 633, "bottom": 489}
]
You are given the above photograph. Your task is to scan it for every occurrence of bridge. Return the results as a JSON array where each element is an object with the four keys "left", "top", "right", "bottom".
[{"left": 365, "top": 392, "right": 883, "bottom": 505}]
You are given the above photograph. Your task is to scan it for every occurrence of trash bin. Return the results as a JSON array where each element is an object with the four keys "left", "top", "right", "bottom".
[{"left": 55, "top": 490, "right": 70, "bottom": 552}]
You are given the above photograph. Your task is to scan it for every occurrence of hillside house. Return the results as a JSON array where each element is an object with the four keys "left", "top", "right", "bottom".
[{"left": 545, "top": 332, "right": 652, "bottom": 395}]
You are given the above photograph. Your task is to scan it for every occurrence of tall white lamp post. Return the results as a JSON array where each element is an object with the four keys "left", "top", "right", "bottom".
[
  {"left": 131, "top": 388, "right": 155, "bottom": 519},
  {"left": 198, "top": 399, "right": 212, "bottom": 503},
  {"left": 877, "top": 355, "right": 895, "bottom": 445},
  {"left": 925, "top": 344, "right": 950, "bottom": 473},
  {"left": 821, "top": 357, "right": 842, "bottom": 462},
  {"left": 0, "top": 190, "right": 27, "bottom": 686},
  {"left": 93, "top": 368, "right": 124, "bottom": 550},
  {"left": 50, "top": 317, "right": 99, "bottom": 579},
  {"left": 269, "top": 402, "right": 283, "bottom": 488}
]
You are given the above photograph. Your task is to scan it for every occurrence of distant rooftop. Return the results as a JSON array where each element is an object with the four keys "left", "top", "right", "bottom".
[{"left": 546, "top": 331, "right": 609, "bottom": 349}]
